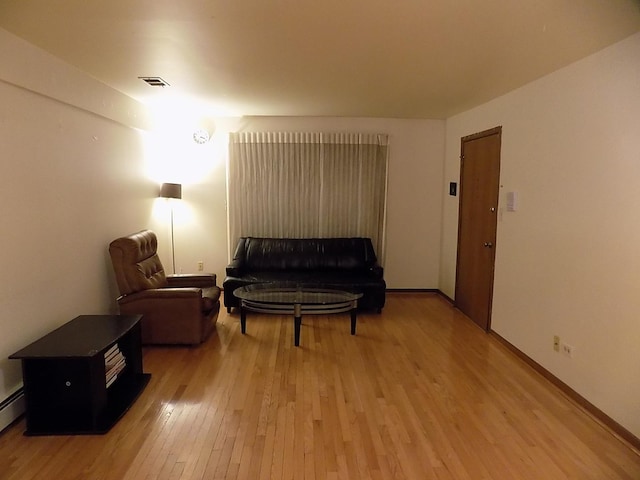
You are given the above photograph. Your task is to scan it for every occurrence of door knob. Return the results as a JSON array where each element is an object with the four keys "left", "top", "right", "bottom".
[{"left": 483, "top": 242, "right": 493, "bottom": 248}]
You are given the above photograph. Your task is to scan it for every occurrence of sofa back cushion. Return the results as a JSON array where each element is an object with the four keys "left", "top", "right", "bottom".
[{"left": 236, "top": 237, "right": 377, "bottom": 272}]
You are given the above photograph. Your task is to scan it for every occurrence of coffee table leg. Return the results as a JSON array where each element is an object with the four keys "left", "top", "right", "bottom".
[
  {"left": 240, "top": 304, "right": 247, "bottom": 334},
  {"left": 351, "top": 300, "right": 357, "bottom": 335},
  {"left": 294, "top": 303, "right": 302, "bottom": 346}
]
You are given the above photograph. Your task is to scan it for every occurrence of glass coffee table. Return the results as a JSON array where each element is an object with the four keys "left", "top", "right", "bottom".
[{"left": 233, "top": 284, "right": 363, "bottom": 346}]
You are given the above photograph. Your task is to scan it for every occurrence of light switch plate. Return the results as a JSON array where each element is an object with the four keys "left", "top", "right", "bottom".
[{"left": 506, "top": 191, "right": 517, "bottom": 211}]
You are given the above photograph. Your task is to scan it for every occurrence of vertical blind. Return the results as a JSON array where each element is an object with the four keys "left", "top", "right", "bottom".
[{"left": 228, "top": 132, "right": 389, "bottom": 260}]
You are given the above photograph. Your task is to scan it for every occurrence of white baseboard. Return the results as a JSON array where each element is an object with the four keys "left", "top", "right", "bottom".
[{"left": 0, "top": 389, "right": 25, "bottom": 432}]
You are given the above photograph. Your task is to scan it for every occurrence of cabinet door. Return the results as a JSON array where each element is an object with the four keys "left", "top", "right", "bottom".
[{"left": 23, "top": 358, "right": 104, "bottom": 433}]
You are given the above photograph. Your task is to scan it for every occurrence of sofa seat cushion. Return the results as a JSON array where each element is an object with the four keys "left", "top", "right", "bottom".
[
  {"left": 231, "top": 271, "right": 381, "bottom": 288},
  {"left": 224, "top": 272, "right": 385, "bottom": 311}
]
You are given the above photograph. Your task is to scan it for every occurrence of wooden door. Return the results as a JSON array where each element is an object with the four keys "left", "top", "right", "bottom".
[{"left": 455, "top": 127, "right": 502, "bottom": 331}]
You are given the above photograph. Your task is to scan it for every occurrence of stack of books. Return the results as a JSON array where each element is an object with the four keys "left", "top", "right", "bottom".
[{"left": 104, "top": 344, "right": 126, "bottom": 388}]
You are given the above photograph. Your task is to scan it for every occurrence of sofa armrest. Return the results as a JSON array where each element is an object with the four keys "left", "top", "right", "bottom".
[
  {"left": 369, "top": 264, "right": 384, "bottom": 279},
  {"left": 166, "top": 273, "right": 217, "bottom": 288},
  {"left": 226, "top": 258, "right": 243, "bottom": 277}
]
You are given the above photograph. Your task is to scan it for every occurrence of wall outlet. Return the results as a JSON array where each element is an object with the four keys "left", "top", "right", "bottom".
[
  {"left": 197, "top": 261, "right": 204, "bottom": 271},
  {"left": 553, "top": 335, "right": 560, "bottom": 352},
  {"left": 561, "top": 343, "right": 574, "bottom": 358}
]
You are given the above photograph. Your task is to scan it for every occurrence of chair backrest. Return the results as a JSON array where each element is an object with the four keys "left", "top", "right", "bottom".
[{"left": 109, "top": 230, "right": 168, "bottom": 295}]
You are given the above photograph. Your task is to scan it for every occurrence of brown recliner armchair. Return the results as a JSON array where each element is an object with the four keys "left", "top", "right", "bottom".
[{"left": 109, "top": 229, "right": 221, "bottom": 345}]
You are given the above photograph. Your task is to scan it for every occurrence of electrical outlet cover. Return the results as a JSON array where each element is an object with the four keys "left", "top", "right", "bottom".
[{"left": 561, "top": 343, "right": 574, "bottom": 358}]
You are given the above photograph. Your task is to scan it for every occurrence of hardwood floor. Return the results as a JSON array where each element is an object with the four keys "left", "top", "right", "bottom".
[{"left": 1, "top": 293, "right": 638, "bottom": 479}]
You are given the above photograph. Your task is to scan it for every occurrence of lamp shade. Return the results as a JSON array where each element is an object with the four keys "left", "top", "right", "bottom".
[{"left": 159, "top": 183, "right": 182, "bottom": 199}]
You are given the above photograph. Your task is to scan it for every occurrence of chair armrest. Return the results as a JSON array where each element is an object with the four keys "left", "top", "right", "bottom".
[
  {"left": 166, "top": 274, "right": 217, "bottom": 288},
  {"left": 118, "top": 287, "right": 203, "bottom": 304}
]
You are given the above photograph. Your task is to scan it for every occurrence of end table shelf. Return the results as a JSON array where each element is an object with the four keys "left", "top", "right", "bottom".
[{"left": 9, "top": 315, "right": 150, "bottom": 436}]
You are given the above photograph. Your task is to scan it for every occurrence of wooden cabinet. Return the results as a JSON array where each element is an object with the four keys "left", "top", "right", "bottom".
[{"left": 9, "top": 315, "right": 150, "bottom": 435}]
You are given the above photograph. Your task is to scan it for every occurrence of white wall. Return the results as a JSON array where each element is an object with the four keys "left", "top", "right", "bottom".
[
  {"left": 176, "top": 115, "right": 445, "bottom": 289},
  {"left": 0, "top": 30, "right": 159, "bottom": 413},
  {"left": 441, "top": 33, "right": 640, "bottom": 438}
]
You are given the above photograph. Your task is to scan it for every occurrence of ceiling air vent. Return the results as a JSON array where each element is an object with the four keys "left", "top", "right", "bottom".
[{"left": 138, "top": 76, "right": 170, "bottom": 87}]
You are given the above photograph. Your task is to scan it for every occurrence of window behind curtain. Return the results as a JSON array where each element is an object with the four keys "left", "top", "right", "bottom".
[{"left": 227, "top": 132, "right": 389, "bottom": 262}]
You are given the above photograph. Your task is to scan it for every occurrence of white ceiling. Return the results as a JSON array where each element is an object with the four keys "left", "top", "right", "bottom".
[{"left": 1, "top": 0, "right": 639, "bottom": 119}]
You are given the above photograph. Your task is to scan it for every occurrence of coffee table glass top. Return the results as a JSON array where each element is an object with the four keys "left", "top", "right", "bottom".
[
  {"left": 234, "top": 283, "right": 362, "bottom": 305},
  {"left": 234, "top": 284, "right": 363, "bottom": 346}
]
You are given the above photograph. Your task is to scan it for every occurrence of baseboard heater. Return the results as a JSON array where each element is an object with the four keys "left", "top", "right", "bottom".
[{"left": 0, "top": 388, "right": 25, "bottom": 433}]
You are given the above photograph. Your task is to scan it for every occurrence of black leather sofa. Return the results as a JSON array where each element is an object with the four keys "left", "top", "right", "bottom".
[{"left": 223, "top": 237, "right": 386, "bottom": 312}]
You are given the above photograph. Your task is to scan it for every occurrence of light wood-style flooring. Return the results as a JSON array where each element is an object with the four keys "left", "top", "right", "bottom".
[{"left": 1, "top": 293, "right": 638, "bottom": 479}]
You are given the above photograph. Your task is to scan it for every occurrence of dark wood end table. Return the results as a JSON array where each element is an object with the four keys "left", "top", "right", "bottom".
[{"left": 9, "top": 314, "right": 150, "bottom": 435}]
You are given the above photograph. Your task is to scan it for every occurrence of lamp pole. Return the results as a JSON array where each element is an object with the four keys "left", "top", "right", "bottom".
[
  {"left": 159, "top": 183, "right": 182, "bottom": 274},
  {"left": 169, "top": 202, "right": 176, "bottom": 274}
]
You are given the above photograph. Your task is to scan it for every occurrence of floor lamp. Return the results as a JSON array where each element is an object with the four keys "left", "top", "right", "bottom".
[{"left": 159, "top": 182, "right": 182, "bottom": 274}]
